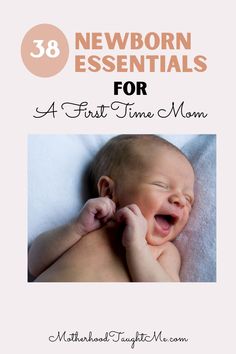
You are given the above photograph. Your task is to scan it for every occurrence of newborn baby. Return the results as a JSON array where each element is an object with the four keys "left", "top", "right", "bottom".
[{"left": 28, "top": 135, "right": 195, "bottom": 282}]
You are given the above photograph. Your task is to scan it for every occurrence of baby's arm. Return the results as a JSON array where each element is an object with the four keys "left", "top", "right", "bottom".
[
  {"left": 28, "top": 197, "right": 116, "bottom": 277},
  {"left": 115, "top": 204, "right": 180, "bottom": 282}
]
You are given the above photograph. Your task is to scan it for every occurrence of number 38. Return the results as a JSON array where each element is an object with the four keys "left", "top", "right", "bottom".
[{"left": 30, "top": 40, "right": 60, "bottom": 58}]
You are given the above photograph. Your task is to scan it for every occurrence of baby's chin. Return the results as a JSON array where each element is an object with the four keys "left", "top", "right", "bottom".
[{"left": 146, "top": 232, "right": 177, "bottom": 246}]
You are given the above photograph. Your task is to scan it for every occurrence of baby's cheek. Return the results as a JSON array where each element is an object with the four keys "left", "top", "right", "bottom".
[
  {"left": 185, "top": 209, "right": 191, "bottom": 222},
  {"left": 179, "top": 213, "right": 190, "bottom": 231}
]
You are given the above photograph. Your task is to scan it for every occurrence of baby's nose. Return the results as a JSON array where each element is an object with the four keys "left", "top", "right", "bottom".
[{"left": 168, "top": 193, "right": 186, "bottom": 208}]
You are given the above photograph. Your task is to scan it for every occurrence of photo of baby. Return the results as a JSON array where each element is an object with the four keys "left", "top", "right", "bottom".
[{"left": 28, "top": 134, "right": 216, "bottom": 282}]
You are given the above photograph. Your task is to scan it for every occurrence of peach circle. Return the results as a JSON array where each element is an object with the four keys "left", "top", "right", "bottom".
[{"left": 21, "top": 24, "right": 69, "bottom": 77}]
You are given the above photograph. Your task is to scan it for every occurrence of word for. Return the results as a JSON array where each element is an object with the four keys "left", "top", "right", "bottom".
[{"left": 114, "top": 81, "right": 147, "bottom": 95}]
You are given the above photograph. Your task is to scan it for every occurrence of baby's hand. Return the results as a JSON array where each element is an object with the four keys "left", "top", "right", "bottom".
[
  {"left": 75, "top": 197, "right": 116, "bottom": 236},
  {"left": 115, "top": 204, "right": 147, "bottom": 249}
]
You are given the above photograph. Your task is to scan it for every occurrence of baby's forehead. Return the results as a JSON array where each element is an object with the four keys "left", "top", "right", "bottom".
[
  {"left": 133, "top": 144, "right": 194, "bottom": 179},
  {"left": 111, "top": 137, "right": 194, "bottom": 181},
  {"left": 133, "top": 138, "right": 177, "bottom": 154},
  {"left": 133, "top": 141, "right": 185, "bottom": 163}
]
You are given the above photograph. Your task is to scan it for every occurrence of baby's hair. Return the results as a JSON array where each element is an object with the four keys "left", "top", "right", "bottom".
[{"left": 86, "top": 134, "right": 191, "bottom": 198}]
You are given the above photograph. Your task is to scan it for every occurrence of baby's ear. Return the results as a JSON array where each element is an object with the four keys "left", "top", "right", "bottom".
[{"left": 97, "top": 176, "right": 115, "bottom": 200}]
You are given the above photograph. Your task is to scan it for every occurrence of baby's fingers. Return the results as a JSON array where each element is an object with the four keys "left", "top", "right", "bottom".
[
  {"left": 115, "top": 204, "right": 142, "bottom": 221},
  {"left": 96, "top": 197, "right": 116, "bottom": 220},
  {"left": 115, "top": 205, "right": 136, "bottom": 224},
  {"left": 126, "top": 204, "right": 142, "bottom": 216}
]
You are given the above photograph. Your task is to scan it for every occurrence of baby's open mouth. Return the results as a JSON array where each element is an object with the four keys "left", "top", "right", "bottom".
[{"left": 154, "top": 214, "right": 178, "bottom": 234}]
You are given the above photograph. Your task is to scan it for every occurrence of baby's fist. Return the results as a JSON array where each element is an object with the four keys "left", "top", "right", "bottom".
[{"left": 75, "top": 197, "right": 116, "bottom": 235}]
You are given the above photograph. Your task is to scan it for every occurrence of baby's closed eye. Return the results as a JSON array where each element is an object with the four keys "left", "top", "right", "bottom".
[{"left": 153, "top": 182, "right": 169, "bottom": 189}]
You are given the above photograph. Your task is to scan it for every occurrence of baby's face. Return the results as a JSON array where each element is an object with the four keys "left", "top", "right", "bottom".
[{"left": 115, "top": 146, "right": 195, "bottom": 246}]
